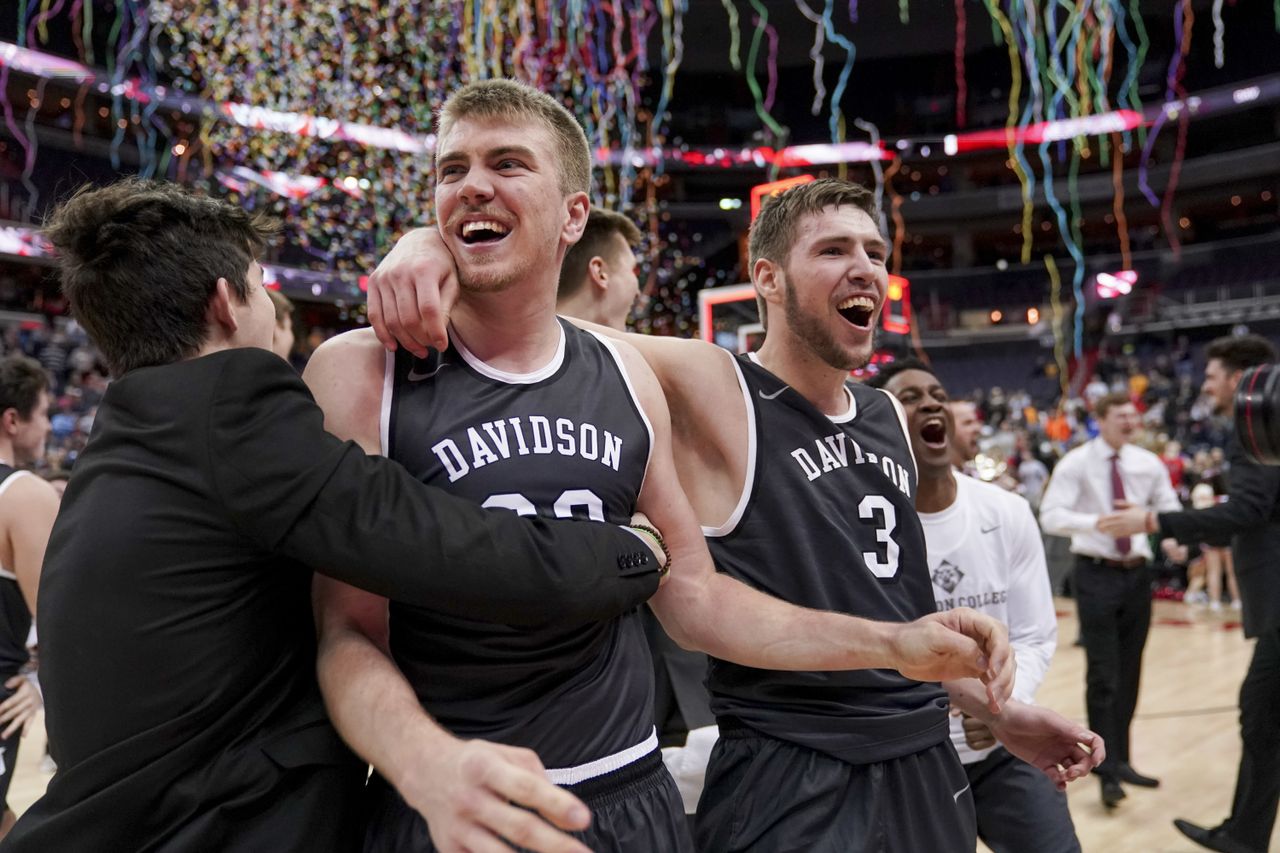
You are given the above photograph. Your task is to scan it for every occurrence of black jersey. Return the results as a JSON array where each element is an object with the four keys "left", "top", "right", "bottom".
[
  {"left": 0, "top": 466, "right": 32, "bottom": 680},
  {"left": 384, "top": 319, "right": 655, "bottom": 768},
  {"left": 704, "top": 354, "right": 949, "bottom": 765}
]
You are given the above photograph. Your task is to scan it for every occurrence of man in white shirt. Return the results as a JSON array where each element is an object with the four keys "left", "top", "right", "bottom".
[
  {"left": 871, "top": 360, "right": 1080, "bottom": 853},
  {"left": 1039, "top": 391, "right": 1182, "bottom": 809}
]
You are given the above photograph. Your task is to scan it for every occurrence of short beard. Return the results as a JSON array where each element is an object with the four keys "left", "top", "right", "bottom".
[
  {"left": 783, "top": 279, "right": 868, "bottom": 372},
  {"left": 457, "top": 257, "right": 527, "bottom": 294}
]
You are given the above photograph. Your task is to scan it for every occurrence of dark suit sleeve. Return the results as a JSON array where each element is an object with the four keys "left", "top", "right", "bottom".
[
  {"left": 1158, "top": 435, "right": 1280, "bottom": 546},
  {"left": 205, "top": 348, "right": 659, "bottom": 626}
]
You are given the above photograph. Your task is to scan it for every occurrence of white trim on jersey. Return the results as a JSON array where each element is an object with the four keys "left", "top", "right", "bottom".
[
  {"left": 584, "top": 330, "right": 657, "bottom": 498},
  {"left": 0, "top": 470, "right": 32, "bottom": 581},
  {"left": 379, "top": 349, "right": 395, "bottom": 458},
  {"left": 544, "top": 727, "right": 658, "bottom": 785},
  {"left": 745, "top": 352, "right": 857, "bottom": 422},
  {"left": 877, "top": 389, "right": 918, "bottom": 485},
  {"left": 702, "top": 351, "right": 757, "bottom": 538},
  {"left": 451, "top": 322, "right": 567, "bottom": 385}
]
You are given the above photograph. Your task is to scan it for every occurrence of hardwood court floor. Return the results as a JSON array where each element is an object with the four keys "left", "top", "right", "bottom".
[{"left": 8, "top": 598, "right": 1277, "bottom": 852}]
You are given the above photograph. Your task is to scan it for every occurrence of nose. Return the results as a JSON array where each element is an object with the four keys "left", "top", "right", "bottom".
[
  {"left": 845, "top": 247, "right": 876, "bottom": 284},
  {"left": 457, "top": 168, "right": 494, "bottom": 206}
]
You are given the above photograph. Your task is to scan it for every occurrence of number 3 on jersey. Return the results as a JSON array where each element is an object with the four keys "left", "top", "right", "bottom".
[
  {"left": 483, "top": 489, "right": 606, "bottom": 522},
  {"left": 857, "top": 495, "right": 900, "bottom": 579}
]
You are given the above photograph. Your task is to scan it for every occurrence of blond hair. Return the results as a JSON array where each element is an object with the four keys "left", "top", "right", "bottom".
[{"left": 437, "top": 79, "right": 592, "bottom": 195}]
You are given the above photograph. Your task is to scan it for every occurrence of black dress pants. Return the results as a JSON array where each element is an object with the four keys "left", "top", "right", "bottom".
[
  {"left": 1220, "top": 627, "right": 1280, "bottom": 852},
  {"left": 1074, "top": 556, "right": 1151, "bottom": 775}
]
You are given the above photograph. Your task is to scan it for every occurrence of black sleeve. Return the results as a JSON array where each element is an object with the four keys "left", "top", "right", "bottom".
[
  {"left": 206, "top": 349, "right": 659, "bottom": 626},
  {"left": 1158, "top": 435, "right": 1280, "bottom": 545}
]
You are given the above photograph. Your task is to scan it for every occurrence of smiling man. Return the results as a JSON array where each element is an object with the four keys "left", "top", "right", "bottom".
[
  {"left": 1039, "top": 391, "right": 1181, "bottom": 809},
  {"left": 868, "top": 359, "right": 1081, "bottom": 853},
  {"left": 367, "top": 173, "right": 1103, "bottom": 853}
]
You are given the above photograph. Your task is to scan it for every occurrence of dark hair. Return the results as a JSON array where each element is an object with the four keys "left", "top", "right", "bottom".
[
  {"left": 43, "top": 178, "right": 278, "bottom": 375},
  {"left": 748, "top": 178, "right": 881, "bottom": 326},
  {"left": 1094, "top": 391, "right": 1133, "bottom": 419},
  {"left": 1205, "top": 334, "right": 1277, "bottom": 374},
  {"left": 862, "top": 357, "right": 933, "bottom": 390},
  {"left": 558, "top": 209, "right": 642, "bottom": 302},
  {"left": 0, "top": 355, "right": 48, "bottom": 421}
]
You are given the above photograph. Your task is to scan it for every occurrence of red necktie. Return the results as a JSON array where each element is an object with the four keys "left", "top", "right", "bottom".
[{"left": 1110, "top": 453, "right": 1131, "bottom": 555}]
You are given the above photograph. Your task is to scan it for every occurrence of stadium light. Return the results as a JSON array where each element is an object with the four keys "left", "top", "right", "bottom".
[{"left": 1095, "top": 269, "right": 1139, "bottom": 299}]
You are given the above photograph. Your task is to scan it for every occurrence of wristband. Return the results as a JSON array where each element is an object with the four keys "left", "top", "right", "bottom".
[{"left": 628, "top": 523, "right": 671, "bottom": 577}]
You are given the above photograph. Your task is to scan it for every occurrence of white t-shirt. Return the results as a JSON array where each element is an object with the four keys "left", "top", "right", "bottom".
[{"left": 918, "top": 474, "right": 1059, "bottom": 764}]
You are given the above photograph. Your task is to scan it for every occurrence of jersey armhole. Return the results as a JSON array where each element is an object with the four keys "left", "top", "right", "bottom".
[
  {"left": 584, "top": 331, "right": 657, "bottom": 498},
  {"left": 877, "top": 388, "right": 918, "bottom": 484},
  {"left": 379, "top": 348, "right": 395, "bottom": 458},
  {"left": 702, "top": 351, "right": 757, "bottom": 539}
]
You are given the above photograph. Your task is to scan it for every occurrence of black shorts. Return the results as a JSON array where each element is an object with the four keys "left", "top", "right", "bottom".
[
  {"left": 695, "top": 724, "right": 976, "bottom": 853},
  {"left": 362, "top": 749, "right": 693, "bottom": 852}
]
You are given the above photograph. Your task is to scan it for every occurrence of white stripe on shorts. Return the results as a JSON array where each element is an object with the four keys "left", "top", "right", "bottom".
[{"left": 544, "top": 728, "right": 658, "bottom": 786}]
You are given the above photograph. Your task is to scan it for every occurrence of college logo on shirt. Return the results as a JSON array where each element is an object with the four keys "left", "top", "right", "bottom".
[{"left": 932, "top": 560, "right": 964, "bottom": 594}]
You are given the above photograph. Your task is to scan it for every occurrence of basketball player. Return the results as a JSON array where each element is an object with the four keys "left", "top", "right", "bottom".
[
  {"left": 6, "top": 179, "right": 667, "bottom": 853},
  {"left": 0, "top": 356, "right": 58, "bottom": 840},
  {"left": 369, "top": 173, "right": 1102, "bottom": 852},
  {"left": 868, "top": 359, "right": 1081, "bottom": 853},
  {"left": 309, "top": 82, "right": 1019, "bottom": 853},
  {"left": 556, "top": 208, "right": 716, "bottom": 819},
  {"left": 267, "top": 287, "right": 297, "bottom": 361},
  {"left": 556, "top": 208, "right": 646, "bottom": 330}
]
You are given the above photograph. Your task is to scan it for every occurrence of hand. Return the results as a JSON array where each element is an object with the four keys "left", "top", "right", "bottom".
[
  {"left": 368, "top": 227, "right": 459, "bottom": 357},
  {"left": 988, "top": 701, "right": 1104, "bottom": 791},
  {"left": 0, "top": 675, "right": 41, "bottom": 739},
  {"left": 1096, "top": 504, "right": 1150, "bottom": 538},
  {"left": 961, "top": 713, "right": 997, "bottom": 751},
  {"left": 400, "top": 737, "right": 592, "bottom": 853},
  {"left": 628, "top": 512, "right": 669, "bottom": 586},
  {"left": 1161, "top": 538, "right": 1189, "bottom": 563},
  {"left": 890, "top": 608, "right": 1014, "bottom": 712}
]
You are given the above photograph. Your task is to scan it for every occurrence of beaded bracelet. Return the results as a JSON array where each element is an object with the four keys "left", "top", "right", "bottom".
[{"left": 628, "top": 523, "right": 671, "bottom": 577}]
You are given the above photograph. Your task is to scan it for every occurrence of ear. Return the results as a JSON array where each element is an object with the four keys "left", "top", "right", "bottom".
[
  {"left": 0, "top": 407, "right": 16, "bottom": 437},
  {"left": 207, "top": 278, "right": 240, "bottom": 337},
  {"left": 753, "top": 257, "right": 784, "bottom": 310},
  {"left": 562, "top": 192, "right": 590, "bottom": 245},
  {"left": 588, "top": 256, "right": 610, "bottom": 292}
]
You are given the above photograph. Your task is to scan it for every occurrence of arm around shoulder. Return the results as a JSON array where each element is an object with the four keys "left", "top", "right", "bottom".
[{"left": 207, "top": 346, "right": 659, "bottom": 627}]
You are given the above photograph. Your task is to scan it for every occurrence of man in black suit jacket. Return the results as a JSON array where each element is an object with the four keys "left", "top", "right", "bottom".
[
  {"left": 3, "top": 180, "right": 663, "bottom": 853},
  {"left": 1102, "top": 334, "right": 1280, "bottom": 853}
]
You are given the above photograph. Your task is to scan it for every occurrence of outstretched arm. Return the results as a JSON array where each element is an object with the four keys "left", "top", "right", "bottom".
[
  {"left": 606, "top": 339, "right": 1014, "bottom": 707},
  {"left": 947, "top": 680, "right": 1104, "bottom": 790}
]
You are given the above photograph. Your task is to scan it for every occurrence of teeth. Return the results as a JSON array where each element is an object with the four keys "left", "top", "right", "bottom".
[
  {"left": 461, "top": 220, "right": 510, "bottom": 236},
  {"left": 837, "top": 295, "right": 876, "bottom": 310}
]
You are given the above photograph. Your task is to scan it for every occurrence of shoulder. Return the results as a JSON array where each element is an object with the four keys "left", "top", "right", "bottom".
[
  {"left": 583, "top": 332, "right": 667, "bottom": 413},
  {"left": 0, "top": 473, "right": 59, "bottom": 530},
  {"left": 0, "top": 472, "right": 58, "bottom": 505},
  {"left": 1126, "top": 445, "right": 1164, "bottom": 468},
  {"left": 1055, "top": 443, "right": 1092, "bottom": 470},
  {"left": 301, "top": 329, "right": 387, "bottom": 448},
  {"left": 966, "top": 475, "right": 1034, "bottom": 520}
]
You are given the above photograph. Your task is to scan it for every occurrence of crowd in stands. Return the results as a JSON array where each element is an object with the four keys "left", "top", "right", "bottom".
[{"left": 953, "top": 343, "right": 1238, "bottom": 604}]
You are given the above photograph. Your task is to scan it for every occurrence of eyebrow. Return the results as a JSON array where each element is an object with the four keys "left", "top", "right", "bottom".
[
  {"left": 811, "top": 233, "right": 889, "bottom": 253},
  {"left": 436, "top": 145, "right": 539, "bottom": 168}
]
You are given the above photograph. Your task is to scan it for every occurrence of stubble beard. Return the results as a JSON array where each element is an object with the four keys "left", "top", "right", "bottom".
[{"left": 783, "top": 281, "right": 870, "bottom": 372}]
